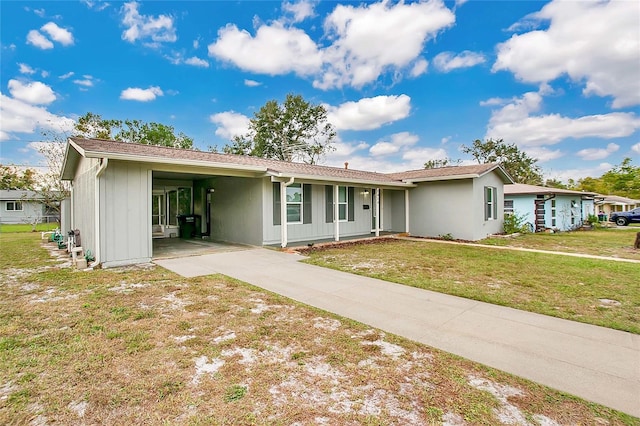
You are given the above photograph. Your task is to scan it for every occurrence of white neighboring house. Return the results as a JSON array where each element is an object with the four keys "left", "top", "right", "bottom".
[
  {"left": 504, "top": 184, "right": 597, "bottom": 232},
  {"left": 0, "top": 190, "right": 59, "bottom": 225},
  {"left": 594, "top": 195, "right": 640, "bottom": 220}
]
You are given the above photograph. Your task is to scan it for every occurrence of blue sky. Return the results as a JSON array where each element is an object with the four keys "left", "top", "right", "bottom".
[{"left": 1, "top": 0, "right": 639, "bottom": 181}]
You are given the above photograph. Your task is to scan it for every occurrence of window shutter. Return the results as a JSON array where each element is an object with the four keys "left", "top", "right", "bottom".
[
  {"left": 492, "top": 187, "right": 498, "bottom": 220},
  {"left": 303, "top": 184, "right": 312, "bottom": 224},
  {"left": 273, "top": 182, "right": 281, "bottom": 226},
  {"left": 348, "top": 187, "right": 355, "bottom": 221},
  {"left": 325, "top": 185, "right": 333, "bottom": 223}
]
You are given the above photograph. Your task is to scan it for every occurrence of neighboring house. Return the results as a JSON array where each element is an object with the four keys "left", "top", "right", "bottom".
[
  {"left": 504, "top": 184, "right": 597, "bottom": 232},
  {"left": 595, "top": 195, "right": 640, "bottom": 219},
  {"left": 0, "top": 190, "right": 59, "bottom": 225},
  {"left": 61, "top": 137, "right": 512, "bottom": 268}
]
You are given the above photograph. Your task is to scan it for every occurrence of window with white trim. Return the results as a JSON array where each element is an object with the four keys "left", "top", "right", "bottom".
[
  {"left": 6, "top": 201, "right": 23, "bottom": 211},
  {"left": 551, "top": 199, "right": 556, "bottom": 227},
  {"left": 485, "top": 187, "right": 497, "bottom": 220},
  {"left": 504, "top": 200, "right": 514, "bottom": 215},
  {"left": 338, "top": 186, "right": 348, "bottom": 221},
  {"left": 286, "top": 183, "right": 303, "bottom": 223},
  {"left": 570, "top": 199, "right": 576, "bottom": 225}
]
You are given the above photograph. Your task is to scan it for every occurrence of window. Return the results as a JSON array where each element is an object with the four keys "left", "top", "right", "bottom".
[
  {"left": 504, "top": 200, "right": 514, "bottom": 215},
  {"left": 6, "top": 201, "right": 23, "bottom": 211},
  {"left": 325, "top": 186, "right": 355, "bottom": 223},
  {"left": 484, "top": 187, "right": 497, "bottom": 220},
  {"left": 286, "top": 183, "right": 303, "bottom": 223},
  {"left": 338, "top": 186, "right": 348, "bottom": 221},
  {"left": 551, "top": 199, "right": 556, "bottom": 227},
  {"left": 570, "top": 199, "right": 576, "bottom": 225}
]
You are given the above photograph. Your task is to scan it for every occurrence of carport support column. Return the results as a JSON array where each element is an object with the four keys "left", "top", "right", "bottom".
[
  {"left": 280, "top": 178, "right": 295, "bottom": 248},
  {"left": 375, "top": 188, "right": 380, "bottom": 237},
  {"left": 405, "top": 189, "right": 410, "bottom": 233},
  {"left": 334, "top": 185, "right": 340, "bottom": 241}
]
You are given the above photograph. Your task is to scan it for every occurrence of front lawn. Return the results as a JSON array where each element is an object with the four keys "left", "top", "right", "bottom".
[
  {"left": 0, "top": 223, "right": 59, "bottom": 234},
  {"left": 481, "top": 228, "right": 640, "bottom": 260},
  {"left": 1, "top": 234, "right": 636, "bottom": 424},
  {"left": 304, "top": 239, "right": 640, "bottom": 334}
]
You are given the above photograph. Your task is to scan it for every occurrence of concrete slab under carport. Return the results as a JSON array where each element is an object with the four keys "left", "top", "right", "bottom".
[
  {"left": 155, "top": 248, "right": 640, "bottom": 417},
  {"left": 152, "top": 237, "right": 251, "bottom": 260}
]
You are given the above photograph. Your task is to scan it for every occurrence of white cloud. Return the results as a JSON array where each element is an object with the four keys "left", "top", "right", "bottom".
[
  {"left": 26, "top": 30, "right": 53, "bottom": 49},
  {"left": 315, "top": 0, "right": 455, "bottom": 89},
  {"left": 209, "top": 111, "right": 250, "bottom": 139},
  {"left": 433, "top": 50, "right": 485, "bottom": 72},
  {"left": 329, "top": 140, "right": 369, "bottom": 158},
  {"left": 282, "top": 0, "right": 316, "bottom": 23},
  {"left": 184, "top": 56, "right": 209, "bottom": 68},
  {"left": 73, "top": 78, "right": 94, "bottom": 87},
  {"left": 523, "top": 146, "right": 563, "bottom": 163},
  {"left": 631, "top": 143, "right": 640, "bottom": 155},
  {"left": 410, "top": 58, "right": 428, "bottom": 77},
  {"left": 83, "top": 1, "right": 110, "bottom": 11},
  {"left": 0, "top": 93, "right": 74, "bottom": 141},
  {"left": 121, "top": 1, "right": 176, "bottom": 45},
  {"left": 120, "top": 86, "right": 163, "bottom": 101},
  {"left": 484, "top": 89, "right": 640, "bottom": 146},
  {"left": 41, "top": 70, "right": 49, "bottom": 78},
  {"left": 33, "top": 8, "right": 46, "bottom": 17},
  {"left": 208, "top": 23, "right": 322, "bottom": 76},
  {"left": 370, "top": 142, "right": 400, "bottom": 156},
  {"left": 326, "top": 95, "right": 411, "bottom": 131},
  {"left": 193, "top": 38, "right": 200, "bottom": 49},
  {"left": 576, "top": 143, "right": 620, "bottom": 161},
  {"left": 494, "top": 0, "right": 640, "bottom": 108},
  {"left": 401, "top": 147, "right": 449, "bottom": 169},
  {"left": 7, "top": 80, "right": 56, "bottom": 105},
  {"left": 370, "top": 132, "right": 419, "bottom": 156},
  {"left": 244, "top": 79, "right": 262, "bottom": 87},
  {"left": 545, "top": 162, "right": 612, "bottom": 183},
  {"left": 18, "top": 63, "right": 36, "bottom": 75},
  {"left": 41, "top": 22, "right": 74, "bottom": 46},
  {"left": 59, "top": 71, "right": 75, "bottom": 79}
]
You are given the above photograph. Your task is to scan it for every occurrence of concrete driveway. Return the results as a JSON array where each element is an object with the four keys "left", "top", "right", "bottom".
[{"left": 155, "top": 248, "right": 640, "bottom": 417}]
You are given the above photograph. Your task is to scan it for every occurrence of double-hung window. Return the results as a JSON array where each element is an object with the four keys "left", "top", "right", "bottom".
[
  {"left": 6, "top": 201, "right": 23, "bottom": 211},
  {"left": 504, "top": 200, "right": 514, "bottom": 216},
  {"left": 338, "top": 186, "right": 348, "bottom": 221},
  {"left": 286, "top": 183, "right": 303, "bottom": 223},
  {"left": 484, "top": 186, "right": 497, "bottom": 220}
]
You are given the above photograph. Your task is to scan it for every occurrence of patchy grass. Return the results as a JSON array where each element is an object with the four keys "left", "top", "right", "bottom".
[
  {"left": 482, "top": 228, "right": 640, "bottom": 260},
  {"left": 304, "top": 239, "right": 640, "bottom": 334},
  {"left": 1, "top": 235, "right": 637, "bottom": 424},
  {"left": 0, "top": 223, "right": 59, "bottom": 233}
]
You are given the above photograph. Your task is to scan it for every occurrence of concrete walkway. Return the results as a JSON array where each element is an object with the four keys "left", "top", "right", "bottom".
[{"left": 155, "top": 249, "right": 640, "bottom": 417}]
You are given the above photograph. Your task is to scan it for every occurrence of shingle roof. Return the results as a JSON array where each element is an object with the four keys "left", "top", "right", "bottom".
[
  {"left": 387, "top": 163, "right": 510, "bottom": 182},
  {"left": 505, "top": 183, "right": 597, "bottom": 197},
  {"left": 69, "top": 137, "right": 401, "bottom": 184},
  {"left": 595, "top": 195, "right": 640, "bottom": 205}
]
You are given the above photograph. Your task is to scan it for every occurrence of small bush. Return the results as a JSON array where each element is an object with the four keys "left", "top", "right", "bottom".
[{"left": 503, "top": 213, "right": 530, "bottom": 234}]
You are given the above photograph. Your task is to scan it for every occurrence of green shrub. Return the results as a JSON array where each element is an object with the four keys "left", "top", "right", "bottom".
[{"left": 503, "top": 213, "right": 530, "bottom": 234}]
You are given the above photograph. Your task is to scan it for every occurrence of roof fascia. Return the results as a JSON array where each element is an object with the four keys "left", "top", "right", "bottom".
[
  {"left": 61, "top": 138, "right": 84, "bottom": 181},
  {"left": 403, "top": 173, "right": 479, "bottom": 183},
  {"left": 267, "top": 170, "right": 415, "bottom": 188}
]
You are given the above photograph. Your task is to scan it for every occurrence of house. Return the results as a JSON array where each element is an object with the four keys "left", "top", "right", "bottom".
[
  {"left": 595, "top": 195, "right": 640, "bottom": 220},
  {"left": 504, "top": 184, "right": 597, "bottom": 232},
  {"left": 61, "top": 137, "right": 512, "bottom": 268},
  {"left": 0, "top": 190, "right": 59, "bottom": 225}
]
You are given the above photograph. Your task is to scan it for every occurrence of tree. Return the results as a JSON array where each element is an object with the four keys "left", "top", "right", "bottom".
[
  {"left": 577, "top": 158, "right": 640, "bottom": 199},
  {"left": 74, "top": 113, "right": 194, "bottom": 149},
  {"left": 543, "top": 178, "right": 567, "bottom": 189},
  {"left": 222, "top": 94, "right": 336, "bottom": 164},
  {"left": 461, "top": 138, "right": 543, "bottom": 185},
  {"left": 0, "top": 165, "right": 37, "bottom": 190},
  {"left": 424, "top": 158, "right": 461, "bottom": 169}
]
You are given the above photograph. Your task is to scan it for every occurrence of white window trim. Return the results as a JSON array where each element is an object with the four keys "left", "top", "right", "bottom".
[
  {"left": 551, "top": 199, "right": 556, "bottom": 227},
  {"left": 338, "top": 186, "right": 348, "bottom": 222},
  {"left": 6, "top": 201, "right": 23, "bottom": 211},
  {"left": 286, "top": 183, "right": 303, "bottom": 224},
  {"left": 504, "top": 200, "right": 514, "bottom": 215},
  {"left": 485, "top": 187, "right": 496, "bottom": 221}
]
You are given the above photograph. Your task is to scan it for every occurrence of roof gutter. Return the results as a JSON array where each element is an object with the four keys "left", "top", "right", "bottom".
[{"left": 267, "top": 170, "right": 415, "bottom": 188}]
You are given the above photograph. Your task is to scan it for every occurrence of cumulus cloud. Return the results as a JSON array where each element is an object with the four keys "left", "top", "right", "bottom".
[
  {"left": 0, "top": 93, "right": 74, "bottom": 141},
  {"left": 326, "top": 95, "right": 411, "bottom": 131},
  {"left": 484, "top": 88, "right": 640, "bottom": 147},
  {"left": 121, "top": 1, "right": 176, "bottom": 45},
  {"left": 401, "top": 147, "right": 449, "bottom": 168},
  {"left": 523, "top": 147, "right": 563, "bottom": 163},
  {"left": 184, "top": 56, "right": 209, "bottom": 68},
  {"left": 73, "top": 75, "right": 96, "bottom": 89},
  {"left": 244, "top": 79, "right": 262, "bottom": 87},
  {"left": 209, "top": 111, "right": 250, "bottom": 139},
  {"left": 546, "top": 162, "right": 613, "bottom": 182},
  {"left": 631, "top": 143, "right": 640, "bottom": 155},
  {"left": 83, "top": 0, "right": 110, "bottom": 11},
  {"left": 282, "top": 0, "right": 316, "bottom": 23},
  {"left": 208, "top": 23, "right": 322, "bottom": 76},
  {"left": 433, "top": 50, "right": 485, "bottom": 72},
  {"left": 369, "top": 132, "right": 419, "bottom": 156},
  {"left": 576, "top": 143, "right": 620, "bottom": 161},
  {"left": 41, "top": 22, "right": 74, "bottom": 45},
  {"left": 26, "top": 30, "right": 54, "bottom": 49},
  {"left": 494, "top": 0, "right": 640, "bottom": 108},
  {"left": 120, "top": 86, "right": 163, "bottom": 101},
  {"left": 7, "top": 80, "right": 56, "bottom": 105},
  {"left": 18, "top": 63, "right": 36, "bottom": 75},
  {"left": 59, "top": 71, "right": 75, "bottom": 79},
  {"left": 410, "top": 58, "right": 428, "bottom": 77},
  {"left": 315, "top": 0, "right": 455, "bottom": 89}
]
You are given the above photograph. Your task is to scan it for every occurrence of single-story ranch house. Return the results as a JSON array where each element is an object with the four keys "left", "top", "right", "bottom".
[
  {"left": 61, "top": 138, "right": 512, "bottom": 268},
  {"left": 504, "top": 184, "right": 597, "bottom": 232},
  {"left": 595, "top": 195, "right": 640, "bottom": 220},
  {"left": 0, "top": 190, "right": 59, "bottom": 225}
]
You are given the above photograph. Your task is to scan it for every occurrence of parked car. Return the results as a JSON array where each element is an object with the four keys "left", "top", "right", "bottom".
[{"left": 609, "top": 208, "right": 640, "bottom": 226}]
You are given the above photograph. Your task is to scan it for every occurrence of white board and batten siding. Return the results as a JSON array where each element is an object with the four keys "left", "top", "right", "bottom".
[{"left": 70, "top": 156, "right": 98, "bottom": 255}]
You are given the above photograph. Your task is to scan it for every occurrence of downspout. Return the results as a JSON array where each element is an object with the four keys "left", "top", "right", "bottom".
[
  {"left": 280, "top": 177, "right": 295, "bottom": 248},
  {"left": 93, "top": 158, "right": 108, "bottom": 266}
]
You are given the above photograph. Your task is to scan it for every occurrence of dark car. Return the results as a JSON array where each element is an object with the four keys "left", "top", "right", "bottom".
[{"left": 609, "top": 207, "right": 640, "bottom": 226}]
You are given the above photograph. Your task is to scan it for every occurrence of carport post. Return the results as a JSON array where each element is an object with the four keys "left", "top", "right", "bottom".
[
  {"left": 375, "top": 188, "right": 380, "bottom": 237},
  {"left": 280, "top": 178, "right": 295, "bottom": 248},
  {"left": 334, "top": 185, "right": 340, "bottom": 241},
  {"left": 405, "top": 189, "right": 410, "bottom": 233}
]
